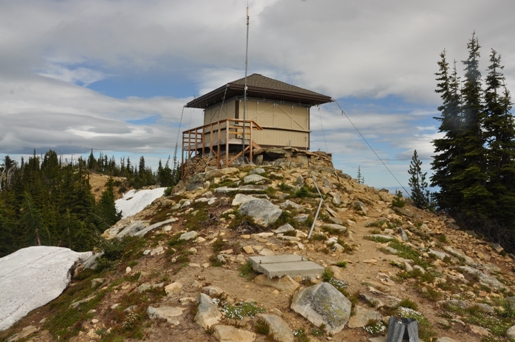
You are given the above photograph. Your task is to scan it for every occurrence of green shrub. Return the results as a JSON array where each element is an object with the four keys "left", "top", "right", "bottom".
[
  {"left": 399, "top": 298, "right": 418, "bottom": 311},
  {"left": 254, "top": 319, "right": 270, "bottom": 335},
  {"left": 392, "top": 190, "right": 406, "bottom": 208}
]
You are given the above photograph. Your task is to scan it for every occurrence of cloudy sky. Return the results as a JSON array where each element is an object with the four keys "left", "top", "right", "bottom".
[{"left": 1, "top": 0, "right": 514, "bottom": 190}]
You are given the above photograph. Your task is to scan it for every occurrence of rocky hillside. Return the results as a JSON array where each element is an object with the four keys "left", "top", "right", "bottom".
[{"left": 2, "top": 153, "right": 515, "bottom": 342}]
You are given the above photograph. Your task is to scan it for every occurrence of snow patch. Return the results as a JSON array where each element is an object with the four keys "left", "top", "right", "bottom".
[
  {"left": 116, "top": 188, "right": 166, "bottom": 219},
  {"left": 0, "top": 246, "right": 92, "bottom": 331}
]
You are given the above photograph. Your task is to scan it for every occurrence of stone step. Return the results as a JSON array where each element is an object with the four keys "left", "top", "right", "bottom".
[{"left": 249, "top": 255, "right": 324, "bottom": 278}]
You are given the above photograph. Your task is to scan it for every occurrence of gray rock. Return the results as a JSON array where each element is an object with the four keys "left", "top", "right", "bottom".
[
  {"left": 359, "top": 293, "right": 383, "bottom": 308},
  {"left": 244, "top": 174, "right": 267, "bottom": 184},
  {"left": 138, "top": 282, "right": 164, "bottom": 293},
  {"left": 213, "top": 325, "right": 256, "bottom": 342},
  {"left": 273, "top": 223, "right": 295, "bottom": 234},
  {"left": 290, "top": 282, "right": 352, "bottom": 335},
  {"left": 238, "top": 199, "right": 282, "bottom": 227},
  {"left": 279, "top": 200, "right": 303, "bottom": 210},
  {"left": 232, "top": 194, "right": 259, "bottom": 206},
  {"left": 256, "top": 313, "right": 293, "bottom": 342},
  {"left": 6, "top": 325, "right": 39, "bottom": 342},
  {"left": 322, "top": 224, "right": 347, "bottom": 233},
  {"left": 328, "top": 216, "right": 343, "bottom": 225},
  {"left": 456, "top": 266, "right": 508, "bottom": 291},
  {"left": 353, "top": 201, "right": 367, "bottom": 214},
  {"left": 365, "top": 234, "right": 395, "bottom": 241},
  {"left": 186, "top": 173, "right": 206, "bottom": 191},
  {"left": 179, "top": 231, "right": 199, "bottom": 241},
  {"left": 294, "top": 214, "right": 309, "bottom": 223},
  {"left": 443, "top": 246, "right": 475, "bottom": 265},
  {"left": 348, "top": 305, "right": 382, "bottom": 328},
  {"left": 132, "top": 218, "right": 178, "bottom": 238},
  {"left": 116, "top": 221, "right": 147, "bottom": 238},
  {"left": 249, "top": 167, "right": 266, "bottom": 175},
  {"left": 506, "top": 325, "right": 515, "bottom": 341},
  {"left": 429, "top": 249, "right": 450, "bottom": 260},
  {"left": 254, "top": 275, "right": 300, "bottom": 292},
  {"left": 201, "top": 285, "right": 225, "bottom": 297},
  {"left": 195, "top": 293, "right": 222, "bottom": 329},
  {"left": 267, "top": 148, "right": 289, "bottom": 158},
  {"left": 399, "top": 228, "right": 409, "bottom": 241},
  {"left": 438, "top": 300, "right": 494, "bottom": 314},
  {"left": 147, "top": 306, "right": 184, "bottom": 325},
  {"left": 83, "top": 252, "right": 104, "bottom": 270},
  {"left": 435, "top": 338, "right": 459, "bottom": 342},
  {"left": 331, "top": 192, "right": 341, "bottom": 206}
]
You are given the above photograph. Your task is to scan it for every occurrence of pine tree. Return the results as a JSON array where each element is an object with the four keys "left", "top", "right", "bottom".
[
  {"left": 457, "top": 33, "right": 493, "bottom": 219},
  {"left": 431, "top": 50, "right": 463, "bottom": 211},
  {"left": 408, "top": 150, "right": 430, "bottom": 209},
  {"left": 355, "top": 166, "right": 365, "bottom": 184},
  {"left": 483, "top": 49, "right": 515, "bottom": 225},
  {"left": 96, "top": 177, "right": 122, "bottom": 229}
]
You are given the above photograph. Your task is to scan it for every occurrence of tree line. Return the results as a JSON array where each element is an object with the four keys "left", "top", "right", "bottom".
[
  {"left": 0, "top": 150, "right": 181, "bottom": 257},
  {"left": 409, "top": 33, "right": 515, "bottom": 252}
]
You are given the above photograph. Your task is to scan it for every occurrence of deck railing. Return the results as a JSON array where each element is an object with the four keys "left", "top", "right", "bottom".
[{"left": 182, "top": 118, "right": 263, "bottom": 169}]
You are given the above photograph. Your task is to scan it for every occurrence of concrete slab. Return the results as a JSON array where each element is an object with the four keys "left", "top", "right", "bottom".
[{"left": 249, "top": 255, "right": 324, "bottom": 278}]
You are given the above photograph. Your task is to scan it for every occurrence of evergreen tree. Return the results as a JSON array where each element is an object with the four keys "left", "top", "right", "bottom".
[
  {"left": 408, "top": 150, "right": 430, "bottom": 209},
  {"left": 458, "top": 33, "right": 493, "bottom": 219},
  {"left": 483, "top": 49, "right": 515, "bottom": 225},
  {"left": 87, "top": 149, "right": 98, "bottom": 171},
  {"left": 431, "top": 51, "right": 463, "bottom": 211},
  {"left": 356, "top": 166, "right": 364, "bottom": 184},
  {"left": 96, "top": 177, "right": 122, "bottom": 229}
]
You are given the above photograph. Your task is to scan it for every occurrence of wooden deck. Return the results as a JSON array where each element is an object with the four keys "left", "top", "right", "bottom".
[{"left": 182, "top": 118, "right": 263, "bottom": 169}]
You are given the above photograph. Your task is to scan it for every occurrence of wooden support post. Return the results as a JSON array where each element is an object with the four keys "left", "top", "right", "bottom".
[
  {"left": 217, "top": 121, "right": 221, "bottom": 168},
  {"left": 225, "top": 119, "right": 229, "bottom": 167}
]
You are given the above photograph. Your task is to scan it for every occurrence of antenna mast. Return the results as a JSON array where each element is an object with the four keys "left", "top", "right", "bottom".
[{"left": 242, "top": 2, "right": 249, "bottom": 163}]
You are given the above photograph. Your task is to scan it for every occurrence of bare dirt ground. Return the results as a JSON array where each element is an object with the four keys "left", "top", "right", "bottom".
[{"left": 2, "top": 176, "right": 514, "bottom": 342}]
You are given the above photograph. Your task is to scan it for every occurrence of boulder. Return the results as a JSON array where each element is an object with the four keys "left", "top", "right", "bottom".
[
  {"left": 256, "top": 313, "right": 293, "bottom": 342},
  {"left": 322, "top": 224, "right": 347, "bottom": 233},
  {"left": 238, "top": 199, "right": 282, "bottom": 227},
  {"left": 290, "top": 282, "right": 352, "bottom": 334},
  {"left": 132, "top": 218, "right": 178, "bottom": 238},
  {"left": 249, "top": 167, "right": 266, "bottom": 175},
  {"left": 244, "top": 174, "right": 267, "bottom": 184},
  {"left": 232, "top": 194, "right": 258, "bottom": 206},
  {"left": 254, "top": 275, "right": 300, "bottom": 292},
  {"left": 179, "top": 231, "right": 199, "bottom": 241},
  {"left": 353, "top": 201, "right": 367, "bottom": 214},
  {"left": 186, "top": 173, "right": 206, "bottom": 191},
  {"left": 348, "top": 305, "right": 382, "bottom": 328},
  {"left": 115, "top": 221, "right": 147, "bottom": 239},
  {"left": 194, "top": 293, "right": 222, "bottom": 329},
  {"left": 506, "top": 325, "right": 515, "bottom": 341},
  {"left": 165, "top": 281, "right": 183, "bottom": 296},
  {"left": 213, "top": 325, "right": 256, "bottom": 342},
  {"left": 456, "top": 266, "right": 508, "bottom": 291},
  {"left": 5, "top": 325, "right": 39, "bottom": 342},
  {"left": 273, "top": 223, "right": 295, "bottom": 234},
  {"left": 267, "top": 148, "right": 290, "bottom": 159},
  {"left": 279, "top": 200, "right": 303, "bottom": 210},
  {"left": 147, "top": 306, "right": 184, "bottom": 325}
]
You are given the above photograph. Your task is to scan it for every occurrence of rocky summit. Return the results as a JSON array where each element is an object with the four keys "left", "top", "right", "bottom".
[{"left": 2, "top": 154, "right": 515, "bottom": 342}]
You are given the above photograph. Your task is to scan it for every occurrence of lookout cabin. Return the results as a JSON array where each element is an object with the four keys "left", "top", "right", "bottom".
[{"left": 183, "top": 73, "right": 332, "bottom": 167}]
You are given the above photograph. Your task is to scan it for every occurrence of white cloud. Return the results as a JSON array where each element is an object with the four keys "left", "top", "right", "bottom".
[{"left": 1, "top": 0, "right": 515, "bottom": 187}]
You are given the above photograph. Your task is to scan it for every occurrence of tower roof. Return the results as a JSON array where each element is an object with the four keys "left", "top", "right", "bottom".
[{"left": 185, "top": 74, "right": 332, "bottom": 108}]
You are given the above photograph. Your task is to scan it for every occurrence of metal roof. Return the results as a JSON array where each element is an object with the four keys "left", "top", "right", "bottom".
[{"left": 186, "top": 74, "right": 332, "bottom": 108}]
